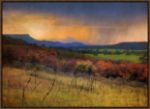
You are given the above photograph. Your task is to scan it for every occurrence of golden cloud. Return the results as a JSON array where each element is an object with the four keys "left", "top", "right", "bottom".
[
  {"left": 3, "top": 10, "right": 147, "bottom": 45},
  {"left": 3, "top": 11, "right": 93, "bottom": 43}
]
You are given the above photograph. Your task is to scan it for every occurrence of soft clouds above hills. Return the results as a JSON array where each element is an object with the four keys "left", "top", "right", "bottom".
[{"left": 3, "top": 2, "right": 148, "bottom": 45}]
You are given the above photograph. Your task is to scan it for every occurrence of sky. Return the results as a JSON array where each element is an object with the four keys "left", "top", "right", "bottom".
[{"left": 2, "top": 2, "right": 148, "bottom": 45}]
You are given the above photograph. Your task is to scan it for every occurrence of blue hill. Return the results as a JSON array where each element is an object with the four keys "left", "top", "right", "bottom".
[
  {"left": 3, "top": 34, "right": 86, "bottom": 48},
  {"left": 3, "top": 34, "right": 147, "bottom": 50}
]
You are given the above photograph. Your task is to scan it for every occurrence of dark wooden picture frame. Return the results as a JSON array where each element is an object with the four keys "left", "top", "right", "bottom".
[{"left": 0, "top": 0, "right": 149, "bottom": 108}]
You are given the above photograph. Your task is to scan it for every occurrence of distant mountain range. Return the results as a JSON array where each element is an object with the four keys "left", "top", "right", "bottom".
[
  {"left": 3, "top": 34, "right": 147, "bottom": 50},
  {"left": 88, "top": 42, "right": 148, "bottom": 50},
  {"left": 3, "top": 34, "right": 86, "bottom": 48}
]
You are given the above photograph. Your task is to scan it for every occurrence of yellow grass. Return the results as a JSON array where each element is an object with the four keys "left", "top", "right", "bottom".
[{"left": 2, "top": 66, "right": 148, "bottom": 107}]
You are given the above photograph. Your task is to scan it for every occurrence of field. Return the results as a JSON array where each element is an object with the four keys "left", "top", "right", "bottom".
[
  {"left": 70, "top": 48, "right": 146, "bottom": 63},
  {"left": 2, "top": 66, "right": 147, "bottom": 107},
  {"left": 85, "top": 53, "right": 141, "bottom": 63}
]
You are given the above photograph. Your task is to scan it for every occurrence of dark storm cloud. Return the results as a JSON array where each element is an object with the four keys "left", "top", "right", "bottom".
[{"left": 3, "top": 2, "right": 148, "bottom": 45}]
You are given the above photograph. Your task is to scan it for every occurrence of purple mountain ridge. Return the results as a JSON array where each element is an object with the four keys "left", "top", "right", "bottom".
[
  {"left": 3, "top": 34, "right": 147, "bottom": 50},
  {"left": 3, "top": 34, "right": 87, "bottom": 48}
]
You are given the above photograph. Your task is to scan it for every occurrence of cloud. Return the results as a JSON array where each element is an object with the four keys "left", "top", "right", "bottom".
[
  {"left": 90, "top": 15, "right": 147, "bottom": 45},
  {"left": 3, "top": 10, "right": 147, "bottom": 45},
  {"left": 3, "top": 10, "right": 92, "bottom": 42}
]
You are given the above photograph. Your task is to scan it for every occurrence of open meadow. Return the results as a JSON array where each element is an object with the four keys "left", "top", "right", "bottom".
[{"left": 2, "top": 66, "right": 147, "bottom": 107}]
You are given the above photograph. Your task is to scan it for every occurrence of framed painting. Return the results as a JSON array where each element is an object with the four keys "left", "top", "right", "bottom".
[{"left": 0, "top": 0, "right": 149, "bottom": 108}]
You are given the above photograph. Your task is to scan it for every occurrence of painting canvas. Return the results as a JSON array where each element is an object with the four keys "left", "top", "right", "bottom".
[{"left": 1, "top": 1, "right": 148, "bottom": 107}]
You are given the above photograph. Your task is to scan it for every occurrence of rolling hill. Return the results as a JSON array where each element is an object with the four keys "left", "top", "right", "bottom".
[{"left": 3, "top": 34, "right": 147, "bottom": 50}]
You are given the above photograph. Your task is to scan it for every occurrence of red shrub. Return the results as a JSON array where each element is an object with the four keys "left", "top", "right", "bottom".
[{"left": 95, "top": 60, "right": 148, "bottom": 82}]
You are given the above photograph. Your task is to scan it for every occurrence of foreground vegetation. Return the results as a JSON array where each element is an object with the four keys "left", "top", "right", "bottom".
[
  {"left": 2, "top": 36, "right": 148, "bottom": 107},
  {"left": 3, "top": 66, "right": 147, "bottom": 107}
]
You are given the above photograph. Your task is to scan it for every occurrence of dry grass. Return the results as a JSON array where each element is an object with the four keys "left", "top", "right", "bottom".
[{"left": 2, "top": 66, "right": 148, "bottom": 107}]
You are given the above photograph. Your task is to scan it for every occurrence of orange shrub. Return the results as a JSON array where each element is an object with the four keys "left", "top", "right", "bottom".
[{"left": 95, "top": 60, "right": 148, "bottom": 82}]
